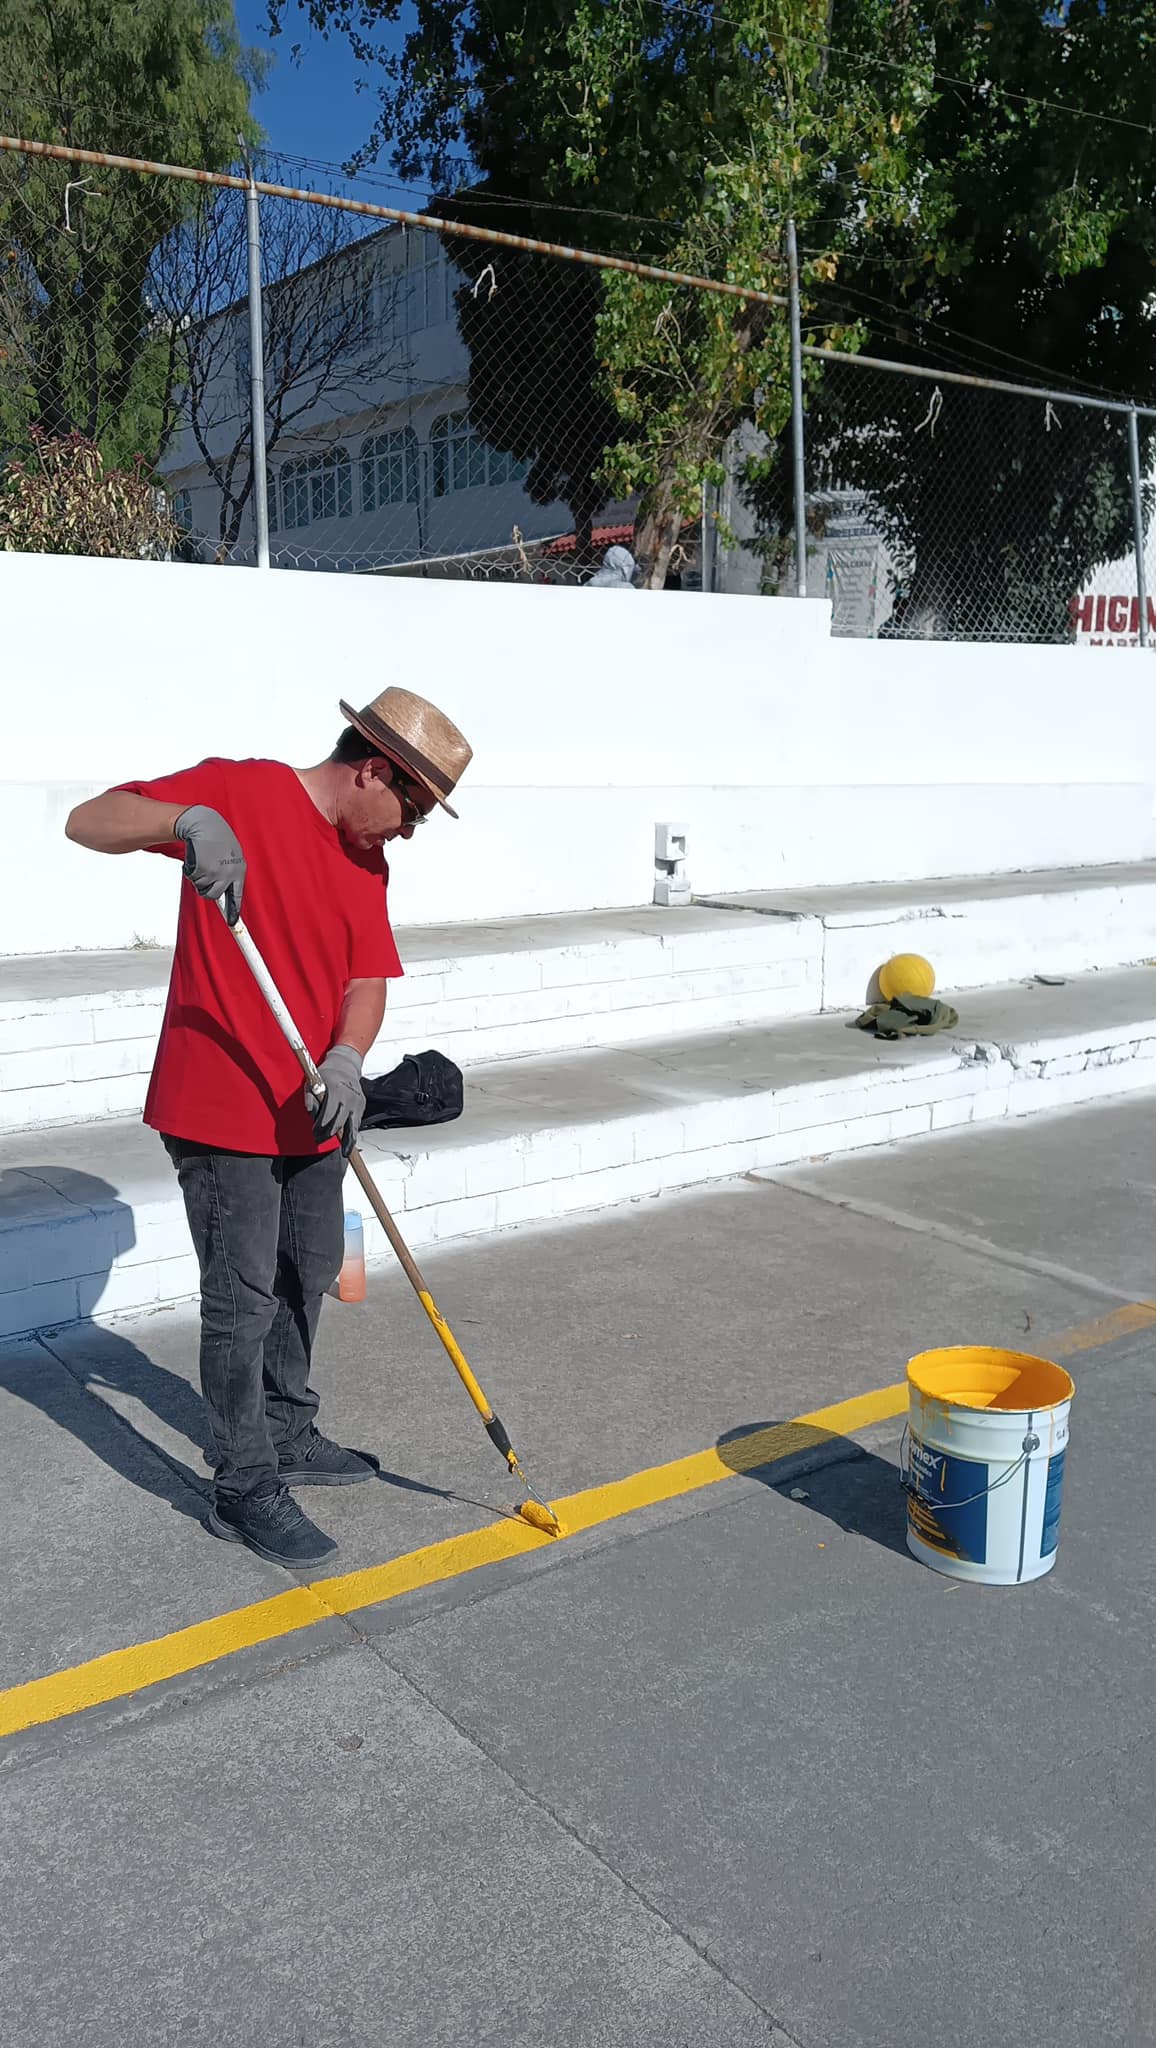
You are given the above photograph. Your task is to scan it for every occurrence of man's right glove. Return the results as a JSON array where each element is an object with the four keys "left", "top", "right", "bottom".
[
  {"left": 175, "top": 805, "right": 246, "bottom": 925},
  {"left": 306, "top": 1044, "right": 366, "bottom": 1157}
]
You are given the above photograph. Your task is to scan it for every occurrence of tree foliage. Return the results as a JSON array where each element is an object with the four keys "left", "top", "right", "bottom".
[
  {"left": 0, "top": 0, "right": 259, "bottom": 469},
  {"left": 435, "top": 202, "right": 622, "bottom": 562},
  {"left": 760, "top": 0, "right": 1156, "bottom": 633},
  {"left": 271, "top": 0, "right": 933, "bottom": 580},
  {"left": 274, "top": 0, "right": 1156, "bottom": 610},
  {"left": 0, "top": 430, "right": 177, "bottom": 556}
]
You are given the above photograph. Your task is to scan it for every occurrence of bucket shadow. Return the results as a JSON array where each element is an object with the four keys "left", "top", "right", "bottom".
[{"left": 716, "top": 1417, "right": 909, "bottom": 1559}]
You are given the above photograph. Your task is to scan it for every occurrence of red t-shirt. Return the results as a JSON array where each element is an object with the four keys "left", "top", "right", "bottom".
[{"left": 120, "top": 758, "right": 403, "bottom": 1154}]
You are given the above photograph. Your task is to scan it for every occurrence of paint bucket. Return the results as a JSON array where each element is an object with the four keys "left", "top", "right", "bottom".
[{"left": 903, "top": 1346, "right": 1073, "bottom": 1585}]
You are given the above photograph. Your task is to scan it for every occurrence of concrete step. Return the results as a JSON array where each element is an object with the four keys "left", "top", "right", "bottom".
[
  {"left": 0, "top": 905, "right": 819, "bottom": 1135},
  {"left": 704, "top": 860, "right": 1156, "bottom": 1009},
  {"left": 4, "top": 964, "right": 1156, "bottom": 1339},
  {"left": 4, "top": 862, "right": 1156, "bottom": 1136}
]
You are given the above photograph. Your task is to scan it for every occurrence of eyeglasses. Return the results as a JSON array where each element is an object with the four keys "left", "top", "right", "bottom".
[{"left": 392, "top": 764, "right": 431, "bottom": 828}]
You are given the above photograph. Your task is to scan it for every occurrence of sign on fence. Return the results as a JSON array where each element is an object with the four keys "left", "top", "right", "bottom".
[{"left": 1070, "top": 593, "right": 1156, "bottom": 647}]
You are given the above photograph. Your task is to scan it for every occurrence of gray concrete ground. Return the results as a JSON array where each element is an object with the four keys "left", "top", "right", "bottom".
[{"left": 2, "top": 1093, "right": 1155, "bottom": 2046}]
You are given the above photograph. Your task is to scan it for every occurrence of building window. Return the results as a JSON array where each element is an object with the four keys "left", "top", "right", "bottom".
[
  {"left": 488, "top": 444, "right": 530, "bottom": 487},
  {"left": 280, "top": 446, "right": 352, "bottom": 528},
  {"left": 361, "top": 428, "right": 419, "bottom": 511},
  {"left": 282, "top": 458, "right": 310, "bottom": 530},
  {"left": 380, "top": 231, "right": 449, "bottom": 342},
  {"left": 431, "top": 412, "right": 528, "bottom": 496},
  {"left": 171, "top": 488, "right": 192, "bottom": 532},
  {"left": 312, "top": 280, "right": 375, "bottom": 362},
  {"left": 407, "top": 230, "right": 448, "bottom": 331},
  {"left": 266, "top": 469, "right": 278, "bottom": 535}
]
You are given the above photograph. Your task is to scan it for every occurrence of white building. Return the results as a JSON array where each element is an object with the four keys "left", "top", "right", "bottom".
[{"left": 161, "top": 223, "right": 627, "bottom": 575}]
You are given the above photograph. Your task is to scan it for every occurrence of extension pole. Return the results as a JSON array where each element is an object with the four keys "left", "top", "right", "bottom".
[{"left": 786, "top": 218, "right": 807, "bottom": 599}]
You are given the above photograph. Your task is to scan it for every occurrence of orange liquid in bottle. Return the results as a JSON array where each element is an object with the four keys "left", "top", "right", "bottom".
[{"left": 338, "top": 1210, "right": 367, "bottom": 1302}]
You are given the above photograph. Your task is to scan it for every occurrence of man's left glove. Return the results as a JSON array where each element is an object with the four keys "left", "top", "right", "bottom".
[{"left": 306, "top": 1044, "right": 365, "bottom": 1156}]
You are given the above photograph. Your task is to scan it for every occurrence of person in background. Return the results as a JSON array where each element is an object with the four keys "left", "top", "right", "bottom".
[{"left": 587, "top": 544, "right": 638, "bottom": 589}]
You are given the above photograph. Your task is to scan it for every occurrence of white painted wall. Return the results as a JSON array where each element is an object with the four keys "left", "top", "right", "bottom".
[{"left": 3, "top": 550, "right": 1155, "bottom": 954}]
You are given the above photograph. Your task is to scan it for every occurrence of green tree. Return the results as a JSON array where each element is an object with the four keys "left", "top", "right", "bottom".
[
  {"left": 270, "top": 0, "right": 933, "bottom": 581},
  {"left": 752, "top": 1, "right": 1156, "bottom": 633},
  {"left": 0, "top": 0, "right": 260, "bottom": 469},
  {"left": 435, "top": 197, "right": 622, "bottom": 567},
  {"left": 272, "top": 0, "right": 1156, "bottom": 608},
  {"left": 548, "top": 1, "right": 934, "bottom": 583}
]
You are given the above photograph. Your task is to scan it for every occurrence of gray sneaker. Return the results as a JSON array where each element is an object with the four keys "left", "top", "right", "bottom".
[
  {"left": 207, "top": 1486, "right": 337, "bottom": 1568},
  {"left": 278, "top": 1426, "right": 381, "bottom": 1487}
]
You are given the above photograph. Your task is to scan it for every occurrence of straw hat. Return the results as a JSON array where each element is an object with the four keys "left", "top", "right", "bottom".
[{"left": 339, "top": 687, "right": 472, "bottom": 818}]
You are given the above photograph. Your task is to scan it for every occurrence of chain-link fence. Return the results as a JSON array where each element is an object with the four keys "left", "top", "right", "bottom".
[
  {"left": 1, "top": 128, "right": 1153, "bottom": 635},
  {"left": 790, "top": 355, "right": 1156, "bottom": 644},
  {"left": 160, "top": 180, "right": 714, "bottom": 586}
]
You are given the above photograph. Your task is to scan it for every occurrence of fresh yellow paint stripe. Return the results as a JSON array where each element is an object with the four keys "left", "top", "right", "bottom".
[
  {"left": 0, "top": 1588, "right": 329, "bottom": 1743},
  {"left": 3, "top": 1300, "right": 1150, "bottom": 1745},
  {"left": 316, "top": 1382, "right": 907, "bottom": 1617},
  {"left": 0, "top": 1382, "right": 905, "bottom": 1741},
  {"left": 1049, "top": 1299, "right": 1156, "bottom": 1356}
]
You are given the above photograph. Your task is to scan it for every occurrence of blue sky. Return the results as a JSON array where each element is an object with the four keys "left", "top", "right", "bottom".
[{"left": 233, "top": 0, "right": 412, "bottom": 187}]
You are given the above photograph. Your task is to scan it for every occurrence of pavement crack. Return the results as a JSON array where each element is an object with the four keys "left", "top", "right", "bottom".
[
  {"left": 756, "top": 1175, "right": 1129, "bottom": 1306},
  {"left": 360, "top": 1640, "right": 803, "bottom": 2045}
]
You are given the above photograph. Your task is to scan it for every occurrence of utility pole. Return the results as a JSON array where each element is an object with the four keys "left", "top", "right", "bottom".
[{"left": 241, "top": 141, "right": 271, "bottom": 569}]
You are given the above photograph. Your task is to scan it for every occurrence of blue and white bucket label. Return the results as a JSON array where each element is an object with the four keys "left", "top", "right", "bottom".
[
  {"left": 907, "top": 1438, "right": 988, "bottom": 1566},
  {"left": 1040, "top": 1447, "right": 1067, "bottom": 1557}
]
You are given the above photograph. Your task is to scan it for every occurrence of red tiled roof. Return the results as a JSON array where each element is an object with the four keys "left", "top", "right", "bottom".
[{"left": 541, "top": 522, "right": 636, "bottom": 558}]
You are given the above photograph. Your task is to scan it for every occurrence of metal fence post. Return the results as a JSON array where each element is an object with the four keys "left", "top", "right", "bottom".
[
  {"left": 786, "top": 218, "right": 807, "bottom": 599},
  {"left": 245, "top": 174, "right": 271, "bottom": 570},
  {"left": 1127, "top": 408, "right": 1148, "bottom": 648}
]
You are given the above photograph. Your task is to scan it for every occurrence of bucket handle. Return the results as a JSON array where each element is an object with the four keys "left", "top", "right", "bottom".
[{"left": 899, "top": 1424, "right": 1040, "bottom": 1513}]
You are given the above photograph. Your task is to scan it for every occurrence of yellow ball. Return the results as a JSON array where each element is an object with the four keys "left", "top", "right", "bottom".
[{"left": 879, "top": 952, "right": 936, "bottom": 1001}]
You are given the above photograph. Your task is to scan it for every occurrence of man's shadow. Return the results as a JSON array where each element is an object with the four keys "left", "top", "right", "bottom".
[
  {"left": 2, "top": 1167, "right": 214, "bottom": 1520},
  {"left": 2, "top": 1166, "right": 489, "bottom": 1525},
  {"left": 716, "top": 1415, "right": 910, "bottom": 1557}
]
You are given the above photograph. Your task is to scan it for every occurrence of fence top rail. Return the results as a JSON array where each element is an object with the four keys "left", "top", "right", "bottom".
[
  {"left": 4, "top": 130, "right": 1150, "bottom": 422},
  {"left": 0, "top": 132, "right": 788, "bottom": 313},
  {"left": 803, "top": 342, "right": 1156, "bottom": 422}
]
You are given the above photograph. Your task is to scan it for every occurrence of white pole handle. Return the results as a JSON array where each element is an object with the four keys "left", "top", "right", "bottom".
[{"left": 216, "top": 901, "right": 326, "bottom": 1098}]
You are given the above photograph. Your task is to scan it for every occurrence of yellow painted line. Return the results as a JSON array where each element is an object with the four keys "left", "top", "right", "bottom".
[
  {"left": 1049, "top": 1299, "right": 1156, "bottom": 1356},
  {"left": 0, "top": 1588, "right": 328, "bottom": 1743},
  {"left": 316, "top": 1381, "right": 908, "bottom": 1616},
  {"left": 0, "top": 1382, "right": 905, "bottom": 1741},
  {"left": 2, "top": 1299, "right": 1150, "bottom": 1744}
]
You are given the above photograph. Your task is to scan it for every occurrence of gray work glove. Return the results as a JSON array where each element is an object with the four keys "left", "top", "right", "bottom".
[
  {"left": 175, "top": 805, "right": 246, "bottom": 926},
  {"left": 306, "top": 1044, "right": 365, "bottom": 1156}
]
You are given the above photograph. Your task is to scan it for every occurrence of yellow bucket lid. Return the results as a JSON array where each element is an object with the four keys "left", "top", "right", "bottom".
[{"left": 907, "top": 1345, "right": 1074, "bottom": 1413}]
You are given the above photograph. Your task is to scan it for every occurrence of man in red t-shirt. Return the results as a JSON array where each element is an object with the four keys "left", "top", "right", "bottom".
[{"left": 66, "top": 688, "right": 472, "bottom": 1571}]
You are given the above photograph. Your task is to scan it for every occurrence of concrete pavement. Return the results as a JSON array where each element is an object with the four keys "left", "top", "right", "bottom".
[{"left": 2, "top": 1092, "right": 1155, "bottom": 2044}]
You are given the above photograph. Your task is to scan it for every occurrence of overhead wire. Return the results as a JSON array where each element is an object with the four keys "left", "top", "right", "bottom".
[{"left": 795, "top": 256, "right": 1130, "bottom": 402}]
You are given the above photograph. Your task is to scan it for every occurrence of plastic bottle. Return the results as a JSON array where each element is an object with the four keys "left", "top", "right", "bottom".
[{"left": 337, "top": 1209, "right": 367, "bottom": 1303}]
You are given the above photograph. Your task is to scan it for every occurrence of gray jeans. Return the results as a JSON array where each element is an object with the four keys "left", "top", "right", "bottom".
[{"left": 163, "top": 1138, "right": 346, "bottom": 1500}]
